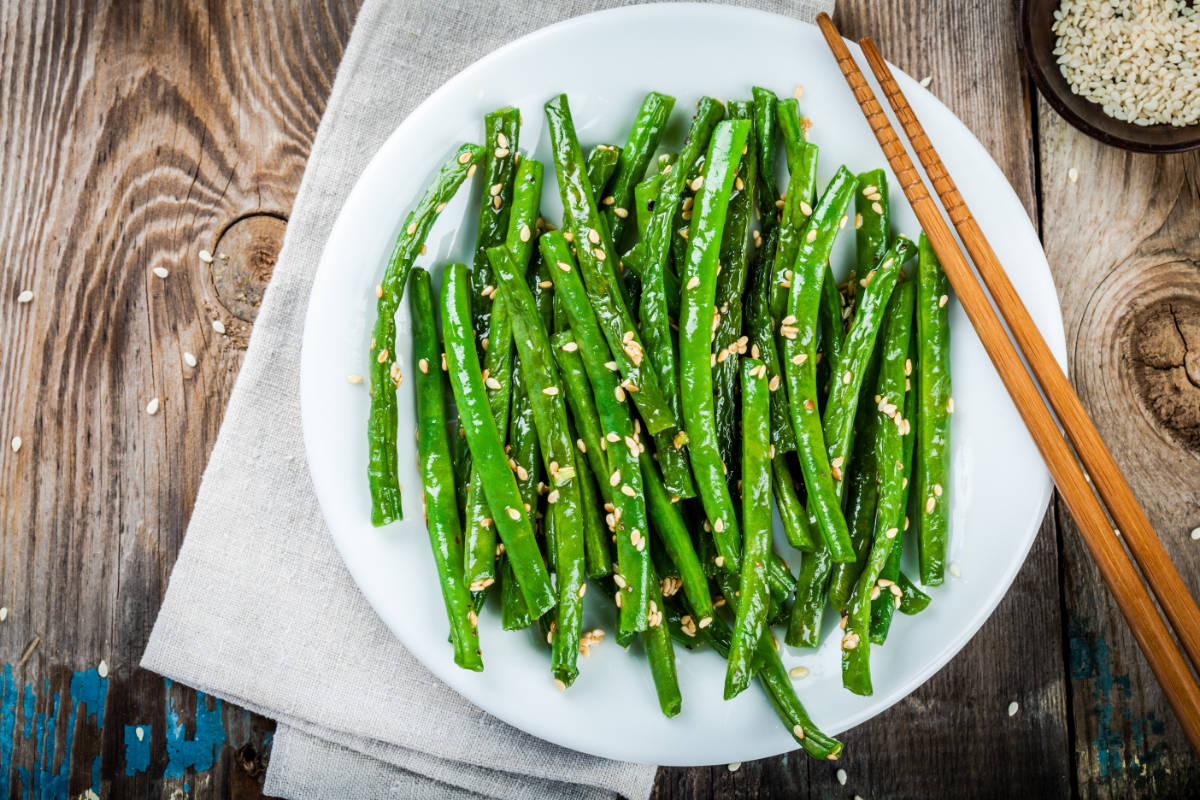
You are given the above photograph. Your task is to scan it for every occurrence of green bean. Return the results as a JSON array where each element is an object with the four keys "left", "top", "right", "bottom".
[
  {"left": 914, "top": 233, "right": 951, "bottom": 585},
  {"left": 751, "top": 87, "right": 780, "bottom": 231},
  {"left": 818, "top": 265, "right": 846, "bottom": 383},
  {"left": 369, "top": 143, "right": 483, "bottom": 527},
  {"left": 634, "top": 172, "right": 664, "bottom": 241},
  {"left": 855, "top": 169, "right": 890, "bottom": 276},
  {"left": 776, "top": 99, "right": 817, "bottom": 229},
  {"left": 643, "top": 562, "right": 682, "bottom": 717},
  {"left": 746, "top": 228, "right": 797, "bottom": 454},
  {"left": 691, "top": 592, "right": 843, "bottom": 760},
  {"left": 586, "top": 144, "right": 621, "bottom": 202},
  {"left": 544, "top": 94, "right": 677, "bottom": 435},
  {"left": 440, "top": 262, "right": 555, "bottom": 616},
  {"left": 409, "top": 268, "right": 482, "bottom": 671},
  {"left": 602, "top": 91, "right": 675, "bottom": 249},
  {"left": 713, "top": 100, "right": 758, "bottom": 489},
  {"left": 823, "top": 235, "right": 914, "bottom": 504},
  {"left": 780, "top": 167, "right": 858, "bottom": 562},
  {"left": 488, "top": 245, "right": 586, "bottom": 686},
  {"left": 470, "top": 108, "right": 521, "bottom": 342},
  {"left": 773, "top": 454, "right": 816, "bottom": 550},
  {"left": 898, "top": 571, "right": 932, "bottom": 614},
  {"left": 640, "top": 452, "right": 715, "bottom": 624},
  {"left": 766, "top": 551, "right": 797, "bottom": 605},
  {"left": 870, "top": 355, "right": 919, "bottom": 643},
  {"left": 842, "top": 279, "right": 915, "bottom": 695},
  {"left": 500, "top": 558, "right": 533, "bottom": 631},
  {"left": 463, "top": 158, "right": 543, "bottom": 589},
  {"left": 827, "top": 346, "right": 883, "bottom": 611},
  {"left": 462, "top": 292, "right": 513, "bottom": 589},
  {"left": 679, "top": 119, "right": 751, "bottom": 570},
  {"left": 551, "top": 330, "right": 615, "bottom": 579},
  {"left": 724, "top": 358, "right": 771, "bottom": 699},
  {"left": 540, "top": 231, "right": 652, "bottom": 633}
]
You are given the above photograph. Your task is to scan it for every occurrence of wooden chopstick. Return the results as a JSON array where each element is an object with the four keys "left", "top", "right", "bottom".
[
  {"left": 814, "top": 12, "right": 1200, "bottom": 755},
  {"left": 855, "top": 35, "right": 1200, "bottom": 679}
]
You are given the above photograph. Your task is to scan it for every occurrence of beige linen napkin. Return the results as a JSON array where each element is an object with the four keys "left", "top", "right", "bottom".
[{"left": 141, "top": 1, "right": 833, "bottom": 797}]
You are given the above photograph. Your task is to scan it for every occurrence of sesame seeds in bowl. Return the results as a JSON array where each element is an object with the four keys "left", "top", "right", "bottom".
[{"left": 1019, "top": 0, "right": 1200, "bottom": 153}]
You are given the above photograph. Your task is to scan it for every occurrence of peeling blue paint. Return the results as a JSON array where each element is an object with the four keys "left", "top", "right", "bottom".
[
  {"left": 1069, "top": 617, "right": 1168, "bottom": 782},
  {"left": 124, "top": 725, "right": 151, "bottom": 776},
  {"left": 1, "top": 665, "right": 16, "bottom": 792},
  {"left": 164, "top": 679, "right": 226, "bottom": 779}
]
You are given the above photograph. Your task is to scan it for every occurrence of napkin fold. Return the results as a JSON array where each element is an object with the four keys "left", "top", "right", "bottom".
[{"left": 142, "top": 1, "right": 832, "bottom": 797}]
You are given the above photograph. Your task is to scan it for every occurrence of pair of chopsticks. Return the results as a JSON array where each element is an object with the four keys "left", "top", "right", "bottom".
[{"left": 813, "top": 13, "right": 1200, "bottom": 754}]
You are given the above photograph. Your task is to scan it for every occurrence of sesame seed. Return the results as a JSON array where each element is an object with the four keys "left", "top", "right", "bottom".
[
  {"left": 714, "top": 518, "right": 724, "bottom": 533},
  {"left": 458, "top": 151, "right": 472, "bottom": 164},
  {"left": 1068, "top": 167, "right": 1079, "bottom": 183},
  {"left": 578, "top": 583, "right": 587, "bottom": 598},
  {"left": 686, "top": 276, "right": 700, "bottom": 291},
  {"left": 805, "top": 229, "right": 818, "bottom": 243},
  {"left": 905, "top": 358, "right": 913, "bottom": 376},
  {"left": 554, "top": 678, "right": 566, "bottom": 691},
  {"left": 212, "top": 319, "right": 226, "bottom": 334},
  {"left": 714, "top": 555, "right": 725, "bottom": 568},
  {"left": 843, "top": 370, "right": 852, "bottom": 385},
  {"left": 1008, "top": 701, "right": 1020, "bottom": 717},
  {"left": 614, "top": 207, "right": 629, "bottom": 218},
  {"left": 0, "top": 607, "right": 6, "bottom": 621},
  {"left": 769, "top": 375, "right": 781, "bottom": 391},
  {"left": 593, "top": 247, "right": 606, "bottom": 260},
  {"left": 794, "top": 84, "right": 805, "bottom": 98},
  {"left": 727, "top": 762, "right": 741, "bottom": 772},
  {"left": 494, "top": 147, "right": 510, "bottom": 158},
  {"left": 800, "top": 201, "right": 813, "bottom": 216},
  {"left": 839, "top": 214, "right": 848, "bottom": 229},
  {"left": 855, "top": 213, "right": 863, "bottom": 229},
  {"left": 466, "top": 163, "right": 477, "bottom": 178},
  {"left": 862, "top": 185, "right": 878, "bottom": 196},
  {"left": 547, "top": 490, "right": 560, "bottom": 504},
  {"left": 690, "top": 176, "right": 704, "bottom": 192},
  {"left": 934, "top": 483, "right": 943, "bottom": 496},
  {"left": 184, "top": 352, "right": 198, "bottom": 368},
  {"left": 98, "top": 660, "right": 109, "bottom": 678},
  {"left": 406, "top": 222, "right": 417, "bottom": 235},
  {"left": 614, "top": 385, "right": 625, "bottom": 401},
  {"left": 375, "top": 285, "right": 384, "bottom": 298},
  {"left": 542, "top": 386, "right": 559, "bottom": 396},
  {"left": 146, "top": 398, "right": 160, "bottom": 415},
  {"left": 791, "top": 353, "right": 807, "bottom": 365},
  {"left": 507, "top": 507, "right": 521, "bottom": 520},
  {"left": 736, "top": 177, "right": 744, "bottom": 191},
  {"left": 11, "top": 436, "right": 22, "bottom": 453},
  {"left": 199, "top": 249, "right": 214, "bottom": 263},
  {"left": 496, "top": 131, "right": 508, "bottom": 149},
  {"left": 837, "top": 769, "right": 848, "bottom": 786},
  {"left": 920, "top": 75, "right": 932, "bottom": 87},
  {"left": 153, "top": 267, "right": 169, "bottom": 279},
  {"left": 490, "top": 183, "right": 502, "bottom": 196},
  {"left": 556, "top": 260, "right": 571, "bottom": 273},
  {"left": 871, "top": 201, "right": 884, "bottom": 215},
  {"left": 793, "top": 724, "right": 805, "bottom": 739},
  {"left": 949, "top": 562, "right": 963, "bottom": 578},
  {"left": 789, "top": 666, "right": 810, "bottom": 679},
  {"left": 926, "top": 496, "right": 937, "bottom": 513},
  {"left": 939, "top": 294, "right": 949, "bottom": 308},
  {"left": 492, "top": 196, "right": 502, "bottom": 210},
  {"left": 621, "top": 484, "right": 636, "bottom": 497},
  {"left": 947, "top": 397, "right": 955, "bottom": 414}
]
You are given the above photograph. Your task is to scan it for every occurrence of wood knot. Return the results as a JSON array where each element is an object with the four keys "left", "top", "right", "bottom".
[
  {"left": 210, "top": 213, "right": 287, "bottom": 323},
  {"left": 1125, "top": 297, "right": 1200, "bottom": 451}
]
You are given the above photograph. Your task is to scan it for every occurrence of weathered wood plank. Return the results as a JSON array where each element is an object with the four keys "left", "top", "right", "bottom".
[
  {"left": 0, "top": 0, "right": 356, "bottom": 795},
  {"left": 656, "top": 2, "right": 1070, "bottom": 795},
  {"left": 1038, "top": 95, "right": 1200, "bottom": 797}
]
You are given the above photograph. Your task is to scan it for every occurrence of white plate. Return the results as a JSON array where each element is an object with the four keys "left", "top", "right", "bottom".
[{"left": 300, "top": 3, "right": 1066, "bottom": 767}]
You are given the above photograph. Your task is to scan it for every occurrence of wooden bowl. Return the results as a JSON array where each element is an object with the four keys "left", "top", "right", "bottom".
[{"left": 1017, "top": 0, "right": 1200, "bottom": 153}]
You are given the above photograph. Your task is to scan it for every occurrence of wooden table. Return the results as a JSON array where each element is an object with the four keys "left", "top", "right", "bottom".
[{"left": 1, "top": 1, "right": 1197, "bottom": 797}]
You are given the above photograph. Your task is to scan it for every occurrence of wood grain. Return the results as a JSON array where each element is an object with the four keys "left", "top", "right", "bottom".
[
  {"left": 0, "top": 0, "right": 356, "bottom": 796},
  {"left": 1039, "top": 97, "right": 1200, "bottom": 796}
]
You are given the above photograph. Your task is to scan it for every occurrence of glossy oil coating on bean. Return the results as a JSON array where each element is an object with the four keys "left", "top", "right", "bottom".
[
  {"left": 914, "top": 233, "right": 951, "bottom": 586},
  {"left": 678, "top": 119, "right": 751, "bottom": 570},
  {"left": 470, "top": 108, "right": 521, "bottom": 341},
  {"left": 842, "top": 278, "right": 914, "bottom": 695},
  {"left": 488, "top": 245, "right": 587, "bottom": 686},
  {"left": 440, "top": 262, "right": 555, "bottom": 617},
  {"left": 724, "top": 357, "right": 772, "bottom": 699},
  {"left": 464, "top": 157, "right": 544, "bottom": 588},
  {"left": 603, "top": 91, "right": 675, "bottom": 248},
  {"left": 751, "top": 87, "right": 780, "bottom": 233},
  {"left": 368, "top": 143, "right": 483, "bottom": 527},
  {"left": 780, "top": 167, "right": 858, "bottom": 562},
  {"left": 544, "top": 94, "right": 677, "bottom": 434},
  {"left": 745, "top": 228, "right": 798, "bottom": 454},
  {"left": 540, "top": 231, "right": 652, "bottom": 633},
  {"left": 585, "top": 144, "right": 621, "bottom": 202},
  {"left": 639, "top": 452, "right": 714, "bottom": 624},
  {"left": 642, "top": 562, "right": 682, "bottom": 717},
  {"left": 713, "top": 100, "right": 758, "bottom": 489},
  {"left": 409, "top": 268, "right": 482, "bottom": 671}
]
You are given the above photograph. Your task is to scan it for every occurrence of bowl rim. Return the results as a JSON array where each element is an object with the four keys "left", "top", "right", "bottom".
[{"left": 1016, "top": 0, "right": 1200, "bottom": 154}]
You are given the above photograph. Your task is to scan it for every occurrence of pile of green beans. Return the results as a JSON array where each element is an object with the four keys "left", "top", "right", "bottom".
[{"left": 366, "top": 93, "right": 954, "bottom": 761}]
